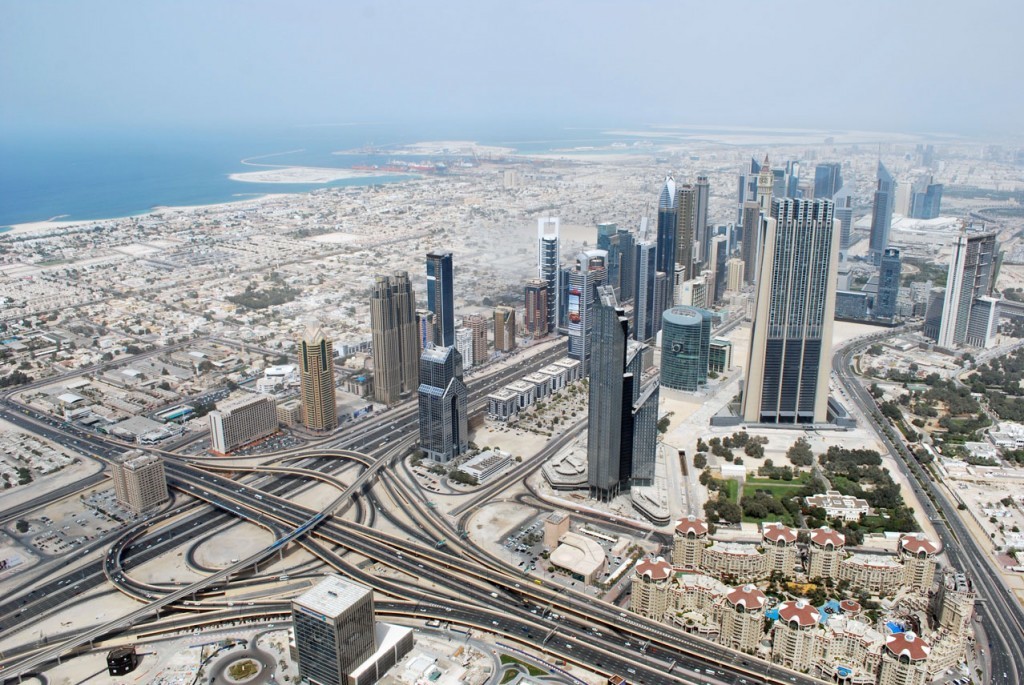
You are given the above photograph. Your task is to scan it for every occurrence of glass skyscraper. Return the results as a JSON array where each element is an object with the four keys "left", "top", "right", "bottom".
[
  {"left": 417, "top": 345, "right": 468, "bottom": 462},
  {"left": 743, "top": 198, "right": 839, "bottom": 424},
  {"left": 813, "top": 163, "right": 843, "bottom": 200},
  {"left": 566, "top": 250, "right": 607, "bottom": 375},
  {"left": 537, "top": 217, "right": 560, "bottom": 334},
  {"left": 656, "top": 176, "right": 677, "bottom": 279},
  {"left": 292, "top": 575, "right": 376, "bottom": 685},
  {"left": 370, "top": 271, "right": 419, "bottom": 405},
  {"left": 632, "top": 239, "right": 659, "bottom": 342},
  {"left": 868, "top": 162, "right": 896, "bottom": 265},
  {"left": 660, "top": 307, "right": 712, "bottom": 391},
  {"left": 936, "top": 230, "right": 999, "bottom": 349},
  {"left": 875, "top": 248, "right": 902, "bottom": 319},
  {"left": 426, "top": 251, "right": 455, "bottom": 347}
]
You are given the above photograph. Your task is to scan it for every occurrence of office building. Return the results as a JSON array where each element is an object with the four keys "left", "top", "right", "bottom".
[
  {"left": 299, "top": 326, "right": 337, "bottom": 432},
  {"left": 834, "top": 191, "right": 854, "bottom": 252},
  {"left": 587, "top": 286, "right": 660, "bottom": 499},
  {"left": 660, "top": 307, "right": 712, "bottom": 391},
  {"left": 493, "top": 306, "right": 516, "bottom": 352},
  {"left": 835, "top": 291, "right": 869, "bottom": 319},
  {"left": 292, "top": 574, "right": 376, "bottom": 685},
  {"left": 935, "top": 230, "right": 999, "bottom": 348},
  {"left": 675, "top": 183, "right": 698, "bottom": 282},
  {"left": 726, "top": 258, "right": 744, "bottom": 292},
  {"left": 656, "top": 176, "right": 678, "bottom": 280},
  {"left": 695, "top": 175, "right": 710, "bottom": 267},
  {"left": 737, "top": 157, "right": 761, "bottom": 216},
  {"left": 813, "top": 163, "right": 843, "bottom": 199},
  {"left": 111, "top": 449, "right": 169, "bottom": 514},
  {"left": 415, "top": 309, "right": 434, "bottom": 352},
  {"left": 454, "top": 327, "right": 474, "bottom": 371},
  {"left": 426, "top": 251, "right": 455, "bottom": 347},
  {"left": 868, "top": 162, "right": 896, "bottom": 265},
  {"left": 910, "top": 179, "right": 943, "bottom": 219},
  {"left": 709, "top": 235, "right": 729, "bottom": 304},
  {"left": 923, "top": 287, "right": 946, "bottom": 340},
  {"left": 709, "top": 338, "right": 732, "bottom": 374},
  {"left": 598, "top": 223, "right": 635, "bottom": 301},
  {"left": 740, "top": 201, "right": 761, "bottom": 285},
  {"left": 524, "top": 279, "right": 548, "bottom": 337},
  {"left": 370, "top": 272, "right": 419, "bottom": 405},
  {"left": 538, "top": 217, "right": 561, "bottom": 334},
  {"left": 677, "top": 273, "right": 710, "bottom": 309},
  {"left": 417, "top": 346, "right": 468, "bottom": 462},
  {"left": 566, "top": 250, "right": 608, "bottom": 375},
  {"left": 875, "top": 248, "right": 901, "bottom": 319},
  {"left": 208, "top": 394, "right": 277, "bottom": 454},
  {"left": 743, "top": 198, "right": 839, "bottom": 424},
  {"left": 632, "top": 239, "right": 659, "bottom": 342},
  {"left": 464, "top": 314, "right": 488, "bottom": 366}
]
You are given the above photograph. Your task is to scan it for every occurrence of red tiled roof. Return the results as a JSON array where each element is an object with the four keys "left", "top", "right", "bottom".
[
  {"left": 726, "top": 584, "right": 766, "bottom": 611},
  {"left": 885, "top": 632, "right": 930, "bottom": 661},
  {"left": 777, "top": 600, "right": 820, "bottom": 627},
  {"left": 763, "top": 522, "right": 797, "bottom": 543},
  {"left": 810, "top": 527, "right": 846, "bottom": 548},
  {"left": 900, "top": 533, "right": 938, "bottom": 555},
  {"left": 634, "top": 557, "right": 672, "bottom": 581},
  {"left": 675, "top": 515, "right": 708, "bottom": 537}
]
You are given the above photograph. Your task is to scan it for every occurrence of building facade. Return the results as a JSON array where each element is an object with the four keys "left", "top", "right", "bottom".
[
  {"left": 292, "top": 574, "right": 376, "bottom": 685},
  {"left": 208, "top": 393, "right": 277, "bottom": 454},
  {"left": 111, "top": 449, "right": 169, "bottom": 514},
  {"left": 426, "top": 251, "right": 455, "bottom": 347},
  {"left": 417, "top": 346, "right": 468, "bottom": 462},
  {"left": 742, "top": 198, "right": 839, "bottom": 424},
  {"left": 370, "top": 272, "right": 420, "bottom": 405},
  {"left": 632, "top": 239, "right": 660, "bottom": 342},
  {"left": 524, "top": 279, "right": 548, "bottom": 337},
  {"left": 660, "top": 306, "right": 712, "bottom": 391},
  {"left": 875, "top": 249, "right": 902, "bottom": 319},
  {"left": 869, "top": 162, "right": 896, "bottom": 265},
  {"left": 740, "top": 201, "right": 761, "bottom": 286},
  {"left": 566, "top": 250, "right": 608, "bottom": 375},
  {"left": 538, "top": 217, "right": 561, "bottom": 334},
  {"left": 493, "top": 306, "right": 516, "bottom": 352},
  {"left": 935, "top": 229, "right": 999, "bottom": 348},
  {"left": 299, "top": 326, "right": 337, "bottom": 432},
  {"left": 464, "top": 314, "right": 488, "bottom": 366}
]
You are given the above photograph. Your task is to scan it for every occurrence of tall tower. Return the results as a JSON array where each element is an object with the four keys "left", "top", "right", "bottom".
[
  {"left": 868, "top": 161, "right": 896, "bottom": 265},
  {"left": 937, "top": 229, "right": 999, "bottom": 348},
  {"left": 299, "top": 325, "right": 337, "bottom": 432},
  {"left": 537, "top": 217, "right": 561, "bottom": 334},
  {"left": 675, "top": 183, "right": 698, "bottom": 283},
  {"left": 740, "top": 201, "right": 761, "bottom": 286},
  {"left": 524, "top": 279, "right": 548, "bottom": 337},
  {"left": 632, "top": 239, "right": 659, "bottom": 342},
  {"left": 875, "top": 249, "right": 902, "bottom": 320},
  {"left": 813, "top": 162, "right": 843, "bottom": 200},
  {"left": 695, "top": 175, "right": 710, "bottom": 268},
  {"left": 834, "top": 191, "right": 854, "bottom": 252},
  {"left": 566, "top": 250, "right": 608, "bottom": 375},
  {"left": 743, "top": 198, "right": 839, "bottom": 424},
  {"left": 291, "top": 574, "right": 376, "bottom": 685},
  {"left": 426, "top": 251, "right": 455, "bottom": 347},
  {"left": 709, "top": 234, "right": 729, "bottom": 304},
  {"left": 660, "top": 306, "right": 712, "bottom": 391},
  {"left": 417, "top": 346, "right": 468, "bottom": 462},
  {"left": 415, "top": 309, "right": 434, "bottom": 352},
  {"left": 370, "top": 271, "right": 419, "bottom": 405},
  {"left": 656, "top": 176, "right": 677, "bottom": 279},
  {"left": 464, "top": 314, "right": 488, "bottom": 366},
  {"left": 493, "top": 306, "right": 516, "bottom": 352},
  {"left": 756, "top": 156, "right": 773, "bottom": 214},
  {"left": 587, "top": 286, "right": 659, "bottom": 499}
]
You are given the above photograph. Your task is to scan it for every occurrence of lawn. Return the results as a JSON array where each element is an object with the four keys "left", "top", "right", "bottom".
[
  {"left": 742, "top": 477, "right": 806, "bottom": 500},
  {"left": 721, "top": 478, "right": 739, "bottom": 503},
  {"left": 499, "top": 654, "right": 547, "bottom": 677}
]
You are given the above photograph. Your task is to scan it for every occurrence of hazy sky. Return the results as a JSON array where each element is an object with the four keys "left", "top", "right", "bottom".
[{"left": 2, "top": 0, "right": 1021, "bottom": 137}]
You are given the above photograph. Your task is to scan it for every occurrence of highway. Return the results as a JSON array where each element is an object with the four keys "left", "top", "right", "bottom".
[{"left": 833, "top": 336, "right": 1024, "bottom": 685}]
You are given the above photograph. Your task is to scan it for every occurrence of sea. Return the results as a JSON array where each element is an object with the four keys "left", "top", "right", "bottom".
[{"left": 0, "top": 123, "right": 648, "bottom": 229}]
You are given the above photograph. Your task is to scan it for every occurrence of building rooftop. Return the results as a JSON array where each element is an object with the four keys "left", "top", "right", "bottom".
[
  {"left": 634, "top": 557, "right": 672, "bottom": 582},
  {"left": 293, "top": 574, "right": 372, "bottom": 619},
  {"left": 899, "top": 533, "right": 939, "bottom": 556},
  {"left": 809, "top": 526, "right": 846, "bottom": 548},
  {"left": 726, "top": 584, "right": 766, "bottom": 611},
  {"left": 777, "top": 599, "right": 820, "bottom": 627},
  {"left": 885, "top": 631, "right": 930, "bottom": 661},
  {"left": 675, "top": 515, "right": 708, "bottom": 537},
  {"left": 550, "top": 532, "right": 605, "bottom": 578},
  {"left": 762, "top": 522, "right": 797, "bottom": 544}
]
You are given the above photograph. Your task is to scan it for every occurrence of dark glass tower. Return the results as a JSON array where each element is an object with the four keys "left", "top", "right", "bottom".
[
  {"left": 655, "top": 176, "right": 677, "bottom": 279},
  {"left": 875, "top": 248, "right": 902, "bottom": 319},
  {"left": 417, "top": 345, "right": 468, "bottom": 462},
  {"left": 868, "top": 162, "right": 895, "bottom": 265},
  {"left": 537, "top": 218, "right": 560, "bottom": 334},
  {"left": 632, "top": 240, "right": 659, "bottom": 342},
  {"left": 813, "top": 163, "right": 843, "bottom": 200},
  {"left": 660, "top": 306, "right": 712, "bottom": 391},
  {"left": 426, "top": 251, "right": 455, "bottom": 347}
]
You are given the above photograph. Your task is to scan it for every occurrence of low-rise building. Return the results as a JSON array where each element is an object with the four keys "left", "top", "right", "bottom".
[
  {"left": 805, "top": 490, "right": 870, "bottom": 522},
  {"left": 458, "top": 449, "right": 511, "bottom": 484},
  {"left": 549, "top": 532, "right": 606, "bottom": 584}
]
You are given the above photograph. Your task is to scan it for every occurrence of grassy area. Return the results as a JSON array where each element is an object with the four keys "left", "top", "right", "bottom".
[
  {"left": 742, "top": 478, "right": 804, "bottom": 499},
  {"left": 721, "top": 478, "right": 739, "bottom": 503},
  {"left": 499, "top": 655, "right": 547, "bottom": 677},
  {"left": 500, "top": 669, "right": 518, "bottom": 684}
]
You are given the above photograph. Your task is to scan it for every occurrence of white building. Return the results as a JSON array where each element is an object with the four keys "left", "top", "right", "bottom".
[{"left": 209, "top": 393, "right": 278, "bottom": 454}]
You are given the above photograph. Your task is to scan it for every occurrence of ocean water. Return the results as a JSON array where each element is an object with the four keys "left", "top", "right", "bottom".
[{"left": 0, "top": 123, "right": 647, "bottom": 228}]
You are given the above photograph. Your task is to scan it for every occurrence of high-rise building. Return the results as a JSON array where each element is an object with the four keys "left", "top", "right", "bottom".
[
  {"left": 464, "top": 314, "right": 488, "bottom": 366},
  {"left": 493, "top": 306, "right": 516, "bottom": 352},
  {"left": 675, "top": 183, "right": 698, "bottom": 282},
  {"left": 111, "top": 449, "right": 169, "bottom": 514},
  {"left": 566, "top": 250, "right": 608, "bottom": 375},
  {"left": 426, "top": 251, "right": 455, "bottom": 347},
  {"left": 612, "top": 228, "right": 636, "bottom": 301},
  {"left": 656, "top": 176, "right": 678, "bottom": 280},
  {"left": 743, "top": 198, "right": 839, "bottom": 424},
  {"left": 660, "top": 307, "right": 712, "bottom": 391},
  {"left": 370, "top": 272, "right": 419, "bottom": 405},
  {"left": 417, "top": 345, "right": 468, "bottom": 462},
  {"left": 868, "top": 162, "right": 896, "bottom": 265},
  {"left": 299, "top": 326, "right": 337, "bottom": 432},
  {"left": 677, "top": 273, "right": 710, "bottom": 309},
  {"left": 415, "top": 309, "right": 434, "bottom": 352},
  {"left": 454, "top": 327, "right": 474, "bottom": 371},
  {"left": 736, "top": 157, "right": 762, "bottom": 223},
  {"left": 292, "top": 574, "right": 376, "bottom": 685},
  {"left": 740, "top": 201, "right": 761, "bottom": 286},
  {"left": 813, "top": 163, "right": 843, "bottom": 200},
  {"left": 537, "top": 217, "right": 561, "bottom": 334},
  {"left": 632, "top": 239, "right": 659, "bottom": 342},
  {"left": 878, "top": 633, "right": 930, "bottom": 685},
  {"left": 875, "top": 248, "right": 902, "bottom": 319},
  {"left": 936, "top": 230, "right": 999, "bottom": 348},
  {"left": 726, "top": 258, "right": 745, "bottom": 292},
  {"left": 587, "top": 286, "right": 659, "bottom": 499},
  {"left": 709, "top": 235, "right": 729, "bottom": 304},
  {"left": 910, "top": 179, "right": 943, "bottom": 219},
  {"left": 756, "top": 156, "right": 773, "bottom": 215},
  {"left": 208, "top": 394, "right": 277, "bottom": 454},
  {"left": 524, "top": 279, "right": 548, "bottom": 337},
  {"left": 695, "top": 175, "right": 710, "bottom": 267},
  {"left": 834, "top": 191, "right": 854, "bottom": 252}
]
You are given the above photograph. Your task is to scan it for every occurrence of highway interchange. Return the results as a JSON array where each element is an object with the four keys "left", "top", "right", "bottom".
[{"left": 0, "top": 331, "right": 1018, "bottom": 684}]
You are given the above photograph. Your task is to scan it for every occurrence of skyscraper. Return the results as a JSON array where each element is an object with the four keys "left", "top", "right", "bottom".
[
  {"left": 454, "top": 327, "right": 474, "bottom": 370},
  {"left": 524, "top": 279, "right": 548, "bottom": 337},
  {"left": 675, "top": 183, "right": 698, "bottom": 283},
  {"left": 709, "top": 234, "right": 729, "bottom": 305},
  {"left": 370, "top": 271, "right": 419, "bottom": 405},
  {"left": 632, "top": 239, "right": 659, "bottom": 342},
  {"left": 936, "top": 229, "right": 999, "bottom": 348},
  {"left": 292, "top": 574, "right": 376, "bottom": 685},
  {"left": 695, "top": 175, "right": 710, "bottom": 268},
  {"left": 587, "top": 286, "right": 659, "bottom": 500},
  {"left": 426, "top": 251, "right": 455, "bottom": 347},
  {"left": 299, "top": 326, "right": 336, "bottom": 432},
  {"left": 111, "top": 450, "right": 169, "bottom": 514},
  {"left": 740, "top": 201, "right": 761, "bottom": 286},
  {"left": 537, "top": 217, "right": 560, "bottom": 334},
  {"left": 493, "top": 306, "right": 516, "bottom": 352},
  {"left": 868, "top": 162, "right": 896, "bottom": 265},
  {"left": 813, "top": 163, "right": 843, "bottom": 199},
  {"left": 417, "top": 345, "right": 468, "bottom": 462},
  {"left": 415, "top": 309, "right": 434, "bottom": 352},
  {"left": 910, "top": 179, "right": 943, "bottom": 219},
  {"left": 756, "top": 156, "right": 773, "bottom": 214},
  {"left": 743, "top": 198, "right": 839, "bottom": 424},
  {"left": 736, "top": 157, "right": 761, "bottom": 223},
  {"left": 660, "top": 307, "right": 712, "bottom": 391},
  {"left": 612, "top": 228, "right": 636, "bottom": 301},
  {"left": 566, "top": 250, "right": 608, "bottom": 375},
  {"left": 209, "top": 394, "right": 278, "bottom": 454},
  {"left": 875, "top": 248, "right": 902, "bottom": 319},
  {"left": 656, "top": 176, "right": 677, "bottom": 279},
  {"left": 834, "top": 191, "right": 854, "bottom": 252},
  {"left": 463, "top": 314, "right": 488, "bottom": 366}
]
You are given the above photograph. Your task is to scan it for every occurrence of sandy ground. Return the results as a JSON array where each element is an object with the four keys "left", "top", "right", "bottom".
[{"left": 229, "top": 166, "right": 390, "bottom": 183}]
